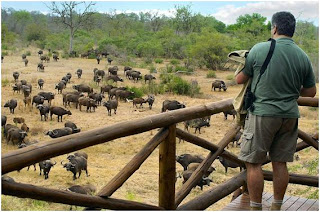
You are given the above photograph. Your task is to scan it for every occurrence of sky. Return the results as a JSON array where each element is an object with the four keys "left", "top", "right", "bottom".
[{"left": 1, "top": 1, "right": 319, "bottom": 26}]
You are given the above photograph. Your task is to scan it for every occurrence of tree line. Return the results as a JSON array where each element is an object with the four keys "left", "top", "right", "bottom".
[{"left": 1, "top": 3, "right": 318, "bottom": 77}]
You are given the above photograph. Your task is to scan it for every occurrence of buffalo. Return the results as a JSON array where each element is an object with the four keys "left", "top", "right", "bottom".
[
  {"left": 144, "top": 74, "right": 156, "bottom": 83},
  {"left": 6, "top": 128, "right": 27, "bottom": 145},
  {"left": 76, "top": 69, "right": 82, "bottom": 79},
  {"left": 217, "top": 156, "right": 243, "bottom": 173},
  {"left": 161, "top": 100, "right": 185, "bottom": 112},
  {"left": 223, "top": 109, "right": 236, "bottom": 120},
  {"left": 65, "top": 121, "right": 81, "bottom": 133},
  {"left": 38, "top": 92, "right": 55, "bottom": 105},
  {"left": 176, "top": 154, "right": 204, "bottom": 171},
  {"left": 13, "top": 72, "right": 19, "bottom": 81},
  {"left": 50, "top": 106, "right": 72, "bottom": 122},
  {"left": 78, "top": 97, "right": 97, "bottom": 112},
  {"left": 103, "top": 99, "right": 118, "bottom": 116},
  {"left": 32, "top": 95, "right": 45, "bottom": 107},
  {"left": 212, "top": 80, "right": 227, "bottom": 91},
  {"left": 39, "top": 160, "right": 56, "bottom": 179},
  {"left": 62, "top": 154, "right": 89, "bottom": 180},
  {"left": 73, "top": 84, "right": 93, "bottom": 94},
  {"left": 46, "top": 127, "right": 73, "bottom": 138},
  {"left": 4, "top": 99, "right": 17, "bottom": 114},
  {"left": 38, "top": 79, "right": 44, "bottom": 89}
]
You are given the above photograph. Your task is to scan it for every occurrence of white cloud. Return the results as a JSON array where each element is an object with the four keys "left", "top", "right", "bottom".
[{"left": 211, "top": 1, "right": 319, "bottom": 25}]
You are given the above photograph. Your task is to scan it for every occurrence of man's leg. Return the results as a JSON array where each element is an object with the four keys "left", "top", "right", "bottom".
[
  {"left": 246, "top": 162, "right": 264, "bottom": 210},
  {"left": 271, "top": 162, "right": 289, "bottom": 210}
]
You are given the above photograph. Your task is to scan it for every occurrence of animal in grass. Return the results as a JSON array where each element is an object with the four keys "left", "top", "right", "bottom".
[
  {"left": 6, "top": 128, "right": 28, "bottom": 145},
  {"left": 18, "top": 142, "right": 38, "bottom": 171},
  {"left": 13, "top": 71, "right": 19, "bottom": 81},
  {"left": 23, "top": 96, "right": 31, "bottom": 107},
  {"left": 22, "top": 54, "right": 27, "bottom": 60},
  {"left": 161, "top": 100, "right": 186, "bottom": 112},
  {"left": 20, "top": 79, "right": 27, "bottom": 85},
  {"left": 108, "top": 66, "right": 119, "bottom": 75},
  {"left": 13, "top": 117, "right": 25, "bottom": 124},
  {"left": 107, "top": 57, "right": 113, "bottom": 65},
  {"left": 187, "top": 163, "right": 216, "bottom": 177},
  {"left": 132, "top": 95, "right": 155, "bottom": 109},
  {"left": 38, "top": 50, "right": 43, "bottom": 57},
  {"left": 36, "top": 104, "right": 50, "bottom": 121},
  {"left": 61, "top": 76, "right": 69, "bottom": 84},
  {"left": 72, "top": 84, "right": 93, "bottom": 94},
  {"left": 146, "top": 95, "right": 155, "bottom": 109},
  {"left": 181, "top": 170, "right": 213, "bottom": 190},
  {"left": 124, "top": 66, "right": 132, "bottom": 74},
  {"left": 67, "top": 184, "right": 96, "bottom": 210},
  {"left": 103, "top": 99, "right": 118, "bottom": 116},
  {"left": 20, "top": 123, "right": 29, "bottom": 133},
  {"left": 55, "top": 81, "right": 66, "bottom": 94},
  {"left": 39, "top": 160, "right": 56, "bottom": 180},
  {"left": 76, "top": 69, "right": 82, "bottom": 79},
  {"left": 144, "top": 74, "right": 156, "bottom": 83},
  {"left": 38, "top": 79, "right": 44, "bottom": 89},
  {"left": 24, "top": 58, "right": 28, "bottom": 67},
  {"left": 100, "top": 85, "right": 114, "bottom": 94},
  {"left": 4, "top": 99, "right": 17, "bottom": 114},
  {"left": 176, "top": 154, "right": 204, "bottom": 171},
  {"left": 126, "top": 70, "right": 141, "bottom": 80},
  {"left": 38, "top": 92, "right": 55, "bottom": 105},
  {"left": 2, "top": 115, "right": 7, "bottom": 128},
  {"left": 37, "top": 63, "right": 45, "bottom": 72},
  {"left": 115, "top": 89, "right": 134, "bottom": 102},
  {"left": 108, "top": 87, "right": 126, "bottom": 100},
  {"left": 65, "top": 121, "right": 81, "bottom": 133},
  {"left": 223, "top": 109, "right": 236, "bottom": 120},
  {"left": 130, "top": 71, "right": 142, "bottom": 82},
  {"left": 230, "top": 131, "right": 242, "bottom": 148},
  {"left": 78, "top": 97, "right": 97, "bottom": 112},
  {"left": 217, "top": 156, "right": 243, "bottom": 174},
  {"left": 61, "top": 154, "right": 89, "bottom": 180},
  {"left": 184, "top": 117, "right": 210, "bottom": 134},
  {"left": 63, "top": 92, "right": 83, "bottom": 109},
  {"left": 212, "top": 80, "right": 227, "bottom": 91},
  {"left": 32, "top": 95, "right": 45, "bottom": 107},
  {"left": 53, "top": 54, "right": 59, "bottom": 61},
  {"left": 94, "top": 69, "right": 106, "bottom": 79},
  {"left": 88, "top": 92, "right": 105, "bottom": 106},
  {"left": 66, "top": 72, "right": 72, "bottom": 82},
  {"left": 96, "top": 55, "right": 101, "bottom": 64},
  {"left": 49, "top": 106, "right": 72, "bottom": 122},
  {"left": 106, "top": 75, "right": 123, "bottom": 83},
  {"left": 12, "top": 82, "right": 22, "bottom": 93},
  {"left": 93, "top": 75, "right": 102, "bottom": 86},
  {"left": 1, "top": 56, "right": 3, "bottom": 63},
  {"left": 21, "top": 84, "right": 32, "bottom": 98},
  {"left": 4, "top": 124, "right": 19, "bottom": 139},
  {"left": 45, "top": 127, "right": 73, "bottom": 138}
]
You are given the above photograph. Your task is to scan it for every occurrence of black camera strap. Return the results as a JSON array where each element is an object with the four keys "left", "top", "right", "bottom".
[{"left": 252, "top": 38, "right": 276, "bottom": 94}]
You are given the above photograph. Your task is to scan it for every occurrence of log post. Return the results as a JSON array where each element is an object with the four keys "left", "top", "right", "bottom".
[
  {"left": 177, "top": 171, "right": 247, "bottom": 210},
  {"left": 297, "top": 97, "right": 319, "bottom": 107},
  {"left": 98, "top": 128, "right": 169, "bottom": 197},
  {"left": 298, "top": 129, "right": 319, "bottom": 150},
  {"left": 159, "top": 124, "right": 176, "bottom": 210},
  {"left": 175, "top": 124, "right": 241, "bottom": 208}
]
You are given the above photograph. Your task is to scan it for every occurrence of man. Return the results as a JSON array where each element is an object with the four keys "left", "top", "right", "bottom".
[{"left": 235, "top": 11, "right": 316, "bottom": 211}]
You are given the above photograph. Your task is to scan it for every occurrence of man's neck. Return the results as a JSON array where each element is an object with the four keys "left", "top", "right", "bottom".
[{"left": 273, "top": 34, "right": 292, "bottom": 39}]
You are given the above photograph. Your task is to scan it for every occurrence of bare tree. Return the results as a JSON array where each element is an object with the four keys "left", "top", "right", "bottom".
[{"left": 47, "top": 1, "right": 95, "bottom": 54}]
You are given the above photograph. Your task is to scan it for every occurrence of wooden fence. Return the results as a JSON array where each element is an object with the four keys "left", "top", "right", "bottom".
[{"left": 2, "top": 97, "right": 319, "bottom": 210}]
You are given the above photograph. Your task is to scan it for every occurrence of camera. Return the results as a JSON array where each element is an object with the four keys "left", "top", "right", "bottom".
[{"left": 243, "top": 88, "right": 255, "bottom": 111}]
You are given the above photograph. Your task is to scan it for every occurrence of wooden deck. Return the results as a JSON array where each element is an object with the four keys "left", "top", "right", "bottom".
[{"left": 222, "top": 192, "right": 319, "bottom": 211}]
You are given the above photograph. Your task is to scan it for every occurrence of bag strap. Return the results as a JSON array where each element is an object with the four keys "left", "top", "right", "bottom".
[{"left": 252, "top": 38, "right": 276, "bottom": 93}]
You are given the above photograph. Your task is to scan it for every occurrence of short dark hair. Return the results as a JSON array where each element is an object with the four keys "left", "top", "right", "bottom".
[{"left": 271, "top": 11, "right": 296, "bottom": 37}]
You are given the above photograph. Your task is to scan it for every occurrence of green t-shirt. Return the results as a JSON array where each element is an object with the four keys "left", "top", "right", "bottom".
[{"left": 242, "top": 38, "right": 316, "bottom": 118}]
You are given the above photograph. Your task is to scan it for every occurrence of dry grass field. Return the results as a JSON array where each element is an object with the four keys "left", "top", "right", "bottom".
[{"left": 1, "top": 47, "right": 318, "bottom": 211}]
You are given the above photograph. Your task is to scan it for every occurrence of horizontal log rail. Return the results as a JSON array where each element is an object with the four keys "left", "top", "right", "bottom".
[
  {"left": 98, "top": 128, "right": 169, "bottom": 197},
  {"left": 2, "top": 98, "right": 234, "bottom": 174},
  {"left": 176, "top": 128, "right": 245, "bottom": 167},
  {"left": 177, "top": 171, "right": 247, "bottom": 210},
  {"left": 298, "top": 129, "right": 319, "bottom": 150},
  {"left": 2, "top": 180, "right": 163, "bottom": 210},
  {"left": 297, "top": 97, "right": 318, "bottom": 107},
  {"left": 175, "top": 124, "right": 241, "bottom": 208},
  {"left": 262, "top": 170, "right": 318, "bottom": 187}
]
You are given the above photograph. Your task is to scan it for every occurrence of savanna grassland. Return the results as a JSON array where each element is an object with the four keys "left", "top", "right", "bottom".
[{"left": 1, "top": 47, "right": 318, "bottom": 211}]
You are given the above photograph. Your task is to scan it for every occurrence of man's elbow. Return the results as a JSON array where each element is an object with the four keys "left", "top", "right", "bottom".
[{"left": 300, "top": 86, "right": 317, "bottom": 97}]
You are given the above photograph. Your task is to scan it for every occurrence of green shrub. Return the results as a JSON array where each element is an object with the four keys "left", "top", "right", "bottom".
[
  {"left": 1, "top": 51, "right": 8, "bottom": 56},
  {"left": 149, "top": 65, "right": 157, "bottom": 73},
  {"left": 170, "top": 59, "right": 179, "bottom": 65},
  {"left": 88, "top": 53, "right": 96, "bottom": 59},
  {"left": 159, "top": 73, "right": 200, "bottom": 96},
  {"left": 154, "top": 58, "right": 163, "bottom": 64},
  {"left": 144, "top": 57, "right": 153, "bottom": 64},
  {"left": 2, "top": 78, "right": 10, "bottom": 87},
  {"left": 307, "top": 159, "right": 318, "bottom": 175},
  {"left": 175, "top": 65, "right": 194, "bottom": 74},
  {"left": 206, "top": 71, "right": 216, "bottom": 78},
  {"left": 25, "top": 51, "right": 31, "bottom": 56},
  {"left": 61, "top": 53, "right": 70, "bottom": 59},
  {"left": 226, "top": 74, "right": 234, "bottom": 80},
  {"left": 126, "top": 86, "right": 144, "bottom": 99}
]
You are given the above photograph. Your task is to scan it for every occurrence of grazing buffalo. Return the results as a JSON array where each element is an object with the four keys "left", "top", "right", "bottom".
[
  {"left": 38, "top": 79, "right": 44, "bottom": 89},
  {"left": 100, "top": 85, "right": 114, "bottom": 94},
  {"left": 217, "top": 156, "right": 243, "bottom": 173},
  {"left": 73, "top": 84, "right": 93, "bottom": 94},
  {"left": 38, "top": 92, "right": 55, "bottom": 105},
  {"left": 50, "top": 106, "right": 72, "bottom": 122},
  {"left": 223, "top": 109, "right": 236, "bottom": 120},
  {"left": 4, "top": 99, "right": 17, "bottom": 114},
  {"left": 212, "top": 80, "right": 227, "bottom": 91},
  {"left": 106, "top": 75, "right": 123, "bottom": 83},
  {"left": 161, "top": 100, "right": 185, "bottom": 112},
  {"left": 13, "top": 72, "right": 19, "bottom": 81},
  {"left": 108, "top": 66, "right": 118, "bottom": 75},
  {"left": 115, "top": 90, "right": 134, "bottom": 102},
  {"left": 78, "top": 97, "right": 97, "bottom": 112},
  {"left": 144, "top": 74, "right": 156, "bottom": 83},
  {"left": 176, "top": 154, "right": 204, "bottom": 171},
  {"left": 103, "top": 99, "right": 118, "bottom": 116},
  {"left": 76, "top": 69, "right": 82, "bottom": 79}
]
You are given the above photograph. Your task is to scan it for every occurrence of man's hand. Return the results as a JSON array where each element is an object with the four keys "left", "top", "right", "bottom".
[{"left": 235, "top": 72, "right": 250, "bottom": 84}]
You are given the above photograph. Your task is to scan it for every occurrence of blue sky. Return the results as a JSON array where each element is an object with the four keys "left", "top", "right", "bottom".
[{"left": 1, "top": 1, "right": 319, "bottom": 25}]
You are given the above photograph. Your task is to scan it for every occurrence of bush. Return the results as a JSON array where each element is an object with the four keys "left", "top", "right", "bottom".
[
  {"left": 175, "top": 65, "right": 194, "bottom": 74},
  {"left": 149, "top": 65, "right": 157, "bottom": 73},
  {"left": 126, "top": 86, "right": 144, "bottom": 99},
  {"left": 144, "top": 57, "right": 153, "bottom": 64},
  {"left": 226, "top": 74, "right": 234, "bottom": 80},
  {"left": 206, "top": 71, "right": 216, "bottom": 78},
  {"left": 154, "top": 58, "right": 163, "bottom": 64},
  {"left": 2, "top": 78, "right": 10, "bottom": 87},
  {"left": 170, "top": 59, "right": 179, "bottom": 65},
  {"left": 25, "top": 51, "right": 31, "bottom": 56},
  {"left": 88, "top": 53, "right": 96, "bottom": 59},
  {"left": 2, "top": 51, "right": 8, "bottom": 56}
]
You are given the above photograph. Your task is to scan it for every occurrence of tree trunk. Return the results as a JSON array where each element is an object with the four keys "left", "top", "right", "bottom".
[{"left": 69, "top": 29, "right": 74, "bottom": 54}]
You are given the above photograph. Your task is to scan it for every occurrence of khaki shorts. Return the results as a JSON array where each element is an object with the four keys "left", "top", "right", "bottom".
[{"left": 238, "top": 113, "right": 298, "bottom": 163}]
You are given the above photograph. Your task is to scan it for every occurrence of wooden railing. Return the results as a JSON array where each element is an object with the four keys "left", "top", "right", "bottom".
[{"left": 2, "top": 97, "right": 319, "bottom": 210}]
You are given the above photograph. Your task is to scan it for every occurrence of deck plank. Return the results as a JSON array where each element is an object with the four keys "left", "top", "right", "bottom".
[
  {"left": 307, "top": 200, "right": 319, "bottom": 211},
  {"left": 298, "top": 199, "right": 317, "bottom": 211},
  {"left": 286, "top": 197, "right": 308, "bottom": 211}
]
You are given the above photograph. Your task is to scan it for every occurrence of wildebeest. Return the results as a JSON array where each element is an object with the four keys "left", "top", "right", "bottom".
[
  {"left": 161, "top": 100, "right": 186, "bottom": 112},
  {"left": 176, "top": 154, "right": 204, "bottom": 171},
  {"left": 100, "top": 85, "right": 114, "bottom": 94},
  {"left": 78, "top": 97, "right": 97, "bottom": 112},
  {"left": 108, "top": 66, "right": 118, "bottom": 75},
  {"left": 223, "top": 109, "right": 236, "bottom": 120},
  {"left": 32, "top": 95, "right": 45, "bottom": 107},
  {"left": 62, "top": 155, "right": 89, "bottom": 180},
  {"left": 144, "top": 74, "right": 156, "bottom": 83},
  {"left": 4, "top": 99, "right": 18, "bottom": 114},
  {"left": 13, "top": 117, "right": 25, "bottom": 124},
  {"left": 55, "top": 81, "right": 66, "bottom": 94},
  {"left": 50, "top": 106, "right": 72, "bottom": 122},
  {"left": 45, "top": 127, "right": 73, "bottom": 138},
  {"left": 212, "top": 80, "right": 227, "bottom": 91},
  {"left": 103, "top": 99, "right": 118, "bottom": 116},
  {"left": 106, "top": 75, "right": 123, "bottom": 83},
  {"left": 39, "top": 160, "right": 56, "bottom": 179},
  {"left": 6, "top": 128, "right": 28, "bottom": 145},
  {"left": 38, "top": 92, "right": 55, "bottom": 105},
  {"left": 38, "top": 79, "right": 44, "bottom": 89},
  {"left": 13, "top": 72, "right": 19, "bottom": 81},
  {"left": 217, "top": 156, "right": 243, "bottom": 173},
  {"left": 65, "top": 121, "right": 81, "bottom": 133},
  {"left": 36, "top": 104, "right": 50, "bottom": 121},
  {"left": 73, "top": 84, "right": 93, "bottom": 94},
  {"left": 76, "top": 69, "right": 82, "bottom": 79}
]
